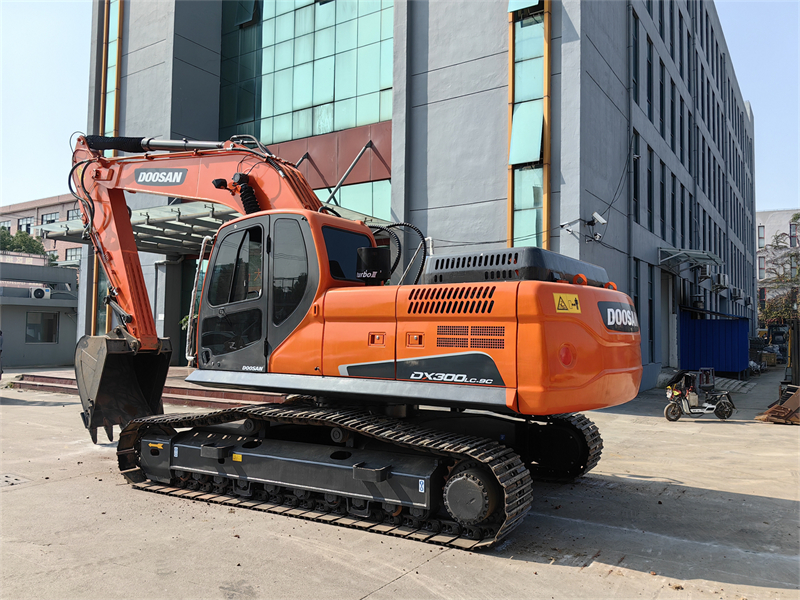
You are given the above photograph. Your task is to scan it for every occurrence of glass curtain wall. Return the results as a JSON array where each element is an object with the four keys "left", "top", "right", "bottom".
[
  {"left": 220, "top": 0, "right": 393, "bottom": 144},
  {"left": 313, "top": 180, "right": 391, "bottom": 221},
  {"left": 508, "top": 8, "right": 545, "bottom": 248}
]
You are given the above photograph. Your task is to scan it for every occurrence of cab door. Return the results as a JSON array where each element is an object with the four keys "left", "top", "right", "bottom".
[{"left": 197, "top": 217, "right": 268, "bottom": 372}]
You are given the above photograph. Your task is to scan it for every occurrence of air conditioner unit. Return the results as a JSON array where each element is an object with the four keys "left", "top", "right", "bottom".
[
  {"left": 714, "top": 273, "right": 730, "bottom": 288},
  {"left": 30, "top": 287, "right": 51, "bottom": 300},
  {"left": 730, "top": 287, "right": 742, "bottom": 300},
  {"left": 699, "top": 264, "right": 712, "bottom": 281},
  {"left": 745, "top": 296, "right": 753, "bottom": 306}
]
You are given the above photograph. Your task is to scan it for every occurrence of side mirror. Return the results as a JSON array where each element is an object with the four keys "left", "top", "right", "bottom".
[{"left": 356, "top": 246, "right": 391, "bottom": 286}]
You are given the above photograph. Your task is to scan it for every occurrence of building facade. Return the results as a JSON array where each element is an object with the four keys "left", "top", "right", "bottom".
[
  {"left": 0, "top": 261, "right": 79, "bottom": 367},
  {"left": 0, "top": 195, "right": 85, "bottom": 264},
  {"left": 756, "top": 209, "right": 799, "bottom": 319},
  {"left": 64, "top": 0, "right": 756, "bottom": 388}
]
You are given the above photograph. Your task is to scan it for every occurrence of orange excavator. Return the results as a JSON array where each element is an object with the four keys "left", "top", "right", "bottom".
[{"left": 70, "top": 134, "right": 642, "bottom": 549}]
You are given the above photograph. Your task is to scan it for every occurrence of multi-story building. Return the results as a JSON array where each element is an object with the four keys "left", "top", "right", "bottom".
[
  {"left": 42, "top": 0, "right": 757, "bottom": 388},
  {"left": 0, "top": 195, "right": 84, "bottom": 264},
  {"left": 756, "top": 208, "right": 799, "bottom": 314}
]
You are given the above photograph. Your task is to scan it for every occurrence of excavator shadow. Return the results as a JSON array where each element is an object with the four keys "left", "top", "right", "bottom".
[
  {"left": 0, "top": 392, "right": 81, "bottom": 408},
  {"left": 492, "top": 474, "right": 799, "bottom": 590}
]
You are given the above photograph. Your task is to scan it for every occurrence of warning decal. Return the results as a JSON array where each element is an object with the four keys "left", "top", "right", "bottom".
[{"left": 554, "top": 293, "right": 581, "bottom": 313}]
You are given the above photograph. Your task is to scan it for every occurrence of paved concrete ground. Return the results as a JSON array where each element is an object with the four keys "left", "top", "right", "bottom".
[{"left": 1, "top": 368, "right": 798, "bottom": 600}]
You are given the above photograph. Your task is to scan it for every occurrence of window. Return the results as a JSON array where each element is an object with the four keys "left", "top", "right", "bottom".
[
  {"left": 26, "top": 312, "right": 59, "bottom": 344},
  {"left": 0, "top": 220, "right": 10, "bottom": 230},
  {"left": 669, "top": 0, "right": 674, "bottom": 58},
  {"left": 633, "top": 258, "right": 640, "bottom": 316},
  {"left": 659, "top": 61, "right": 665, "bottom": 138},
  {"left": 679, "top": 13, "right": 684, "bottom": 78},
  {"left": 67, "top": 209, "right": 81, "bottom": 221},
  {"left": 18, "top": 216, "right": 34, "bottom": 234},
  {"left": 757, "top": 225, "right": 765, "bottom": 248},
  {"left": 207, "top": 226, "right": 263, "bottom": 306},
  {"left": 201, "top": 308, "right": 263, "bottom": 356},
  {"left": 680, "top": 98, "right": 685, "bottom": 166},
  {"left": 509, "top": 13, "right": 545, "bottom": 167},
  {"left": 272, "top": 219, "right": 308, "bottom": 325},
  {"left": 671, "top": 175, "right": 676, "bottom": 246},
  {"left": 790, "top": 223, "right": 797, "bottom": 248},
  {"left": 511, "top": 166, "right": 544, "bottom": 247},
  {"left": 792, "top": 255, "right": 798, "bottom": 278},
  {"left": 647, "top": 147, "right": 654, "bottom": 232},
  {"left": 632, "top": 13, "right": 639, "bottom": 104},
  {"left": 680, "top": 185, "right": 685, "bottom": 247},
  {"left": 758, "top": 256, "right": 765, "bottom": 279},
  {"left": 686, "top": 31, "right": 691, "bottom": 88},
  {"left": 66, "top": 247, "right": 82, "bottom": 261},
  {"left": 41, "top": 212, "right": 59, "bottom": 225},
  {"left": 660, "top": 162, "right": 666, "bottom": 239},
  {"left": 758, "top": 287, "right": 766, "bottom": 310},
  {"left": 658, "top": 0, "right": 664, "bottom": 39},
  {"left": 322, "top": 226, "right": 372, "bottom": 281},
  {"left": 633, "top": 132, "right": 640, "bottom": 223},
  {"left": 647, "top": 38, "right": 653, "bottom": 122},
  {"left": 670, "top": 81, "right": 675, "bottom": 153},
  {"left": 648, "top": 265, "right": 654, "bottom": 362}
]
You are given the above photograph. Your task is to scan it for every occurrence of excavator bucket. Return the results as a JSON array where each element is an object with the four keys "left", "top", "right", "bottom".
[{"left": 75, "top": 335, "right": 172, "bottom": 443}]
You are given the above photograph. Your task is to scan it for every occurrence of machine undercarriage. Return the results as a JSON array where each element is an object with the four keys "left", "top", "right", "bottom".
[{"left": 119, "top": 400, "right": 601, "bottom": 548}]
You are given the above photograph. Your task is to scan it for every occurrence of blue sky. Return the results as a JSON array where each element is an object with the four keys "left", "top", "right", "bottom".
[{"left": 1, "top": 0, "right": 797, "bottom": 212}]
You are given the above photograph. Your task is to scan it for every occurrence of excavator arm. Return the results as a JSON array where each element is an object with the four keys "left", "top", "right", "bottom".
[{"left": 70, "top": 135, "right": 323, "bottom": 441}]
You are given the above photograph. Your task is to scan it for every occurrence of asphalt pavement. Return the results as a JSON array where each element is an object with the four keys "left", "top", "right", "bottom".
[{"left": 1, "top": 367, "right": 798, "bottom": 600}]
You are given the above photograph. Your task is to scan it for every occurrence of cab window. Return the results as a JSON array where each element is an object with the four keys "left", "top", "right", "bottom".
[
  {"left": 321, "top": 226, "right": 372, "bottom": 282},
  {"left": 272, "top": 219, "right": 308, "bottom": 324},
  {"left": 207, "top": 227, "right": 263, "bottom": 306}
]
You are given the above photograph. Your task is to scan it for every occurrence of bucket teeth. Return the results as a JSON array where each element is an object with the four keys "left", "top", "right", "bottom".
[{"left": 105, "top": 424, "right": 114, "bottom": 442}]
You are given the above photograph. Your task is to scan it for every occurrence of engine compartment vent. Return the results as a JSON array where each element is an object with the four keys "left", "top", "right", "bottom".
[
  {"left": 422, "top": 246, "right": 610, "bottom": 287},
  {"left": 407, "top": 285, "right": 496, "bottom": 315},
  {"left": 434, "top": 324, "right": 506, "bottom": 350}
]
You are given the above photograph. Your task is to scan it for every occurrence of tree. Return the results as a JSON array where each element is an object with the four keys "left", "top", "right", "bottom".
[
  {"left": 758, "top": 212, "right": 800, "bottom": 325},
  {"left": 0, "top": 226, "right": 13, "bottom": 250},
  {"left": 11, "top": 230, "right": 48, "bottom": 255},
  {"left": 761, "top": 290, "right": 798, "bottom": 324}
]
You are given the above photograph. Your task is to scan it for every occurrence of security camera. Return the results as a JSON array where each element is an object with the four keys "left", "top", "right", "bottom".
[
  {"left": 593, "top": 232, "right": 602, "bottom": 241},
  {"left": 590, "top": 211, "right": 607, "bottom": 225}
]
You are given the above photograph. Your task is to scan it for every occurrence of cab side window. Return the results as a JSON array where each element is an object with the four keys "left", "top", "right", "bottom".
[
  {"left": 207, "top": 227, "right": 263, "bottom": 306},
  {"left": 272, "top": 219, "right": 308, "bottom": 325}
]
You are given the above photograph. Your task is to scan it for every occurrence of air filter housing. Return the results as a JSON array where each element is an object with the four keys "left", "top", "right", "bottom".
[{"left": 422, "top": 247, "right": 610, "bottom": 288}]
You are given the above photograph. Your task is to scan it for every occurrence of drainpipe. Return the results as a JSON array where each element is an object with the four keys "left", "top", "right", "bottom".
[
  {"left": 542, "top": 0, "right": 552, "bottom": 250},
  {"left": 627, "top": 0, "right": 633, "bottom": 299}
]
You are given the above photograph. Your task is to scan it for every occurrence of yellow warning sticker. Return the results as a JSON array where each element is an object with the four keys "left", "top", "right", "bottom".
[
  {"left": 554, "top": 293, "right": 581, "bottom": 313},
  {"left": 148, "top": 443, "right": 163, "bottom": 450},
  {"left": 232, "top": 454, "right": 242, "bottom": 462}
]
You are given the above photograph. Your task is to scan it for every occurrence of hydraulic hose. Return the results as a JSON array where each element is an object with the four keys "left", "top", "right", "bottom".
[
  {"left": 386, "top": 222, "right": 427, "bottom": 285},
  {"left": 369, "top": 225, "right": 402, "bottom": 275}
]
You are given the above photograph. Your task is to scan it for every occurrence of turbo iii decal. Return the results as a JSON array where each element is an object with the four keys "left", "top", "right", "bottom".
[
  {"left": 134, "top": 168, "right": 188, "bottom": 186},
  {"left": 598, "top": 301, "right": 639, "bottom": 332}
]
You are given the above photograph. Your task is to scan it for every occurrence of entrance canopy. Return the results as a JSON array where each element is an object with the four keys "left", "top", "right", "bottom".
[
  {"left": 37, "top": 201, "right": 389, "bottom": 256},
  {"left": 658, "top": 248, "right": 724, "bottom": 272}
]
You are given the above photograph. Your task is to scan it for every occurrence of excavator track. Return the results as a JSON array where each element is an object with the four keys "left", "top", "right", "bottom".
[
  {"left": 527, "top": 413, "right": 604, "bottom": 481},
  {"left": 117, "top": 403, "right": 535, "bottom": 550}
]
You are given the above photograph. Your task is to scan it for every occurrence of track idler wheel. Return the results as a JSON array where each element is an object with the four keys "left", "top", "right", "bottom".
[{"left": 443, "top": 465, "right": 500, "bottom": 526}]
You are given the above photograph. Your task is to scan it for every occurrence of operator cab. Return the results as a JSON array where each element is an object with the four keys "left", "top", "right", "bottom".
[{"left": 195, "top": 210, "right": 382, "bottom": 373}]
